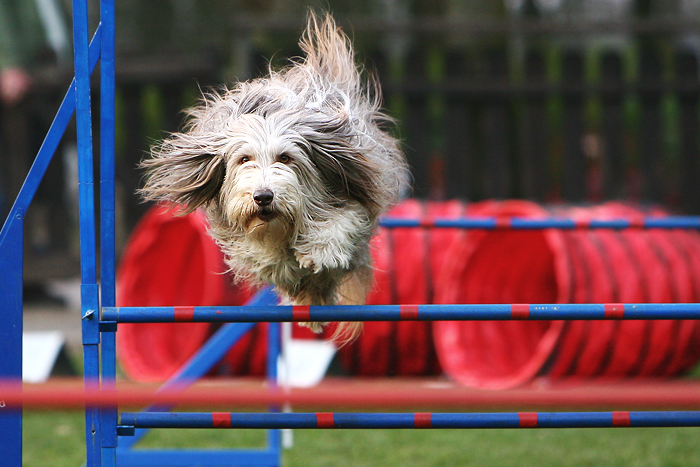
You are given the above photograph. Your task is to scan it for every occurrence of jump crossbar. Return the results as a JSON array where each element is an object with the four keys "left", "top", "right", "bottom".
[
  {"left": 379, "top": 216, "right": 700, "bottom": 229},
  {"left": 102, "top": 303, "right": 700, "bottom": 323},
  {"left": 119, "top": 411, "right": 700, "bottom": 430}
]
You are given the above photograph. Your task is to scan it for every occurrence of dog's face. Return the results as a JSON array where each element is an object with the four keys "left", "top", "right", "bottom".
[{"left": 219, "top": 113, "right": 312, "bottom": 238}]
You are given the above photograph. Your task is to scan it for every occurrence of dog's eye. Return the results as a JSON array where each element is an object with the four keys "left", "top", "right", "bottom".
[
  {"left": 239, "top": 156, "right": 251, "bottom": 164},
  {"left": 278, "top": 154, "right": 292, "bottom": 164}
]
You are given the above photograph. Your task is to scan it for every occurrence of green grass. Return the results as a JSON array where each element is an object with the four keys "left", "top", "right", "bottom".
[
  {"left": 22, "top": 410, "right": 700, "bottom": 467},
  {"left": 23, "top": 411, "right": 86, "bottom": 467}
]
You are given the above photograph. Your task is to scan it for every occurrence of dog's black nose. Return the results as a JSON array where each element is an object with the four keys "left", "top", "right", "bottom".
[{"left": 253, "top": 189, "right": 274, "bottom": 206}]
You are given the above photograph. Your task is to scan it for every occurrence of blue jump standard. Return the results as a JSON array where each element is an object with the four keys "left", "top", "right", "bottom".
[
  {"left": 118, "top": 411, "right": 700, "bottom": 430},
  {"left": 102, "top": 302, "right": 700, "bottom": 323}
]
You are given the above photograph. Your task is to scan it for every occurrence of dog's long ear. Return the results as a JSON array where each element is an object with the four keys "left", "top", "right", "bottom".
[
  {"left": 139, "top": 134, "right": 225, "bottom": 213},
  {"left": 301, "top": 117, "right": 384, "bottom": 217}
]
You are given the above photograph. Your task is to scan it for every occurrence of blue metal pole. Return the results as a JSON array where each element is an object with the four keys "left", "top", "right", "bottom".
[
  {"left": 99, "top": 5, "right": 115, "bottom": 307},
  {"left": 266, "top": 321, "right": 282, "bottom": 462},
  {"left": 99, "top": 0, "right": 117, "bottom": 465},
  {"left": 82, "top": 285, "right": 102, "bottom": 467},
  {"left": 119, "top": 411, "right": 700, "bottom": 430},
  {"left": 72, "top": 1, "right": 96, "bottom": 284},
  {"left": 115, "top": 449, "right": 280, "bottom": 467},
  {"left": 0, "top": 214, "right": 24, "bottom": 467},
  {"left": 72, "top": 0, "right": 101, "bottom": 465},
  {"left": 102, "top": 302, "right": 700, "bottom": 323}
]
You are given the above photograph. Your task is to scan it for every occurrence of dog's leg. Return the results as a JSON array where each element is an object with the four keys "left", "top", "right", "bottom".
[
  {"left": 292, "top": 265, "right": 370, "bottom": 344},
  {"left": 337, "top": 265, "right": 372, "bottom": 305},
  {"left": 330, "top": 266, "right": 372, "bottom": 344},
  {"left": 293, "top": 291, "right": 330, "bottom": 334}
]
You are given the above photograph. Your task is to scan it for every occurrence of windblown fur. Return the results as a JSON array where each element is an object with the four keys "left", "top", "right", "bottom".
[{"left": 140, "top": 12, "right": 409, "bottom": 342}]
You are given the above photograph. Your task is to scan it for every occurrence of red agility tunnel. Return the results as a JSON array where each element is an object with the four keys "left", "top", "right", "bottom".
[
  {"left": 337, "top": 199, "right": 467, "bottom": 376},
  {"left": 116, "top": 206, "right": 252, "bottom": 381},
  {"left": 117, "top": 200, "right": 700, "bottom": 387},
  {"left": 434, "top": 200, "right": 700, "bottom": 389}
]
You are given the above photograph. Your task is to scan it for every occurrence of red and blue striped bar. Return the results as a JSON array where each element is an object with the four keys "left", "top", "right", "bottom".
[
  {"left": 379, "top": 216, "right": 700, "bottom": 230},
  {"left": 102, "top": 303, "right": 700, "bottom": 323},
  {"left": 119, "top": 411, "right": 700, "bottom": 430}
]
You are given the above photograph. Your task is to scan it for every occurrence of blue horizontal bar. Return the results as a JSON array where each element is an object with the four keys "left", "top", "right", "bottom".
[
  {"left": 115, "top": 448, "right": 279, "bottom": 467},
  {"left": 119, "top": 411, "right": 700, "bottom": 430},
  {"left": 630, "top": 411, "right": 700, "bottom": 427},
  {"left": 379, "top": 218, "right": 498, "bottom": 229},
  {"left": 378, "top": 216, "right": 700, "bottom": 230},
  {"left": 102, "top": 303, "right": 700, "bottom": 323}
]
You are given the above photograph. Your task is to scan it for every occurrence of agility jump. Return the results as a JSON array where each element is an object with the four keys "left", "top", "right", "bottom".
[{"left": 2, "top": 1, "right": 700, "bottom": 467}]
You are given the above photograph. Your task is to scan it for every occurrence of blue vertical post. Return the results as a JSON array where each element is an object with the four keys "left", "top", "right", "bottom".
[
  {"left": 72, "top": 0, "right": 101, "bottom": 466},
  {"left": 99, "top": 0, "right": 117, "bottom": 465},
  {"left": 267, "top": 322, "right": 282, "bottom": 461},
  {"left": 99, "top": 2, "right": 115, "bottom": 312},
  {"left": 0, "top": 213, "right": 24, "bottom": 467}
]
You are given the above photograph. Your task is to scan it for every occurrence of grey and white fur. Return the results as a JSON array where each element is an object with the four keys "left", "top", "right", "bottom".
[{"left": 140, "top": 12, "right": 409, "bottom": 342}]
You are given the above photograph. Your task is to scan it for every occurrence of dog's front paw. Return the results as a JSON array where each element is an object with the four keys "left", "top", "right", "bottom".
[
  {"left": 295, "top": 251, "right": 322, "bottom": 274},
  {"left": 295, "top": 248, "right": 351, "bottom": 273},
  {"left": 294, "top": 246, "right": 351, "bottom": 274},
  {"left": 298, "top": 321, "right": 328, "bottom": 333}
]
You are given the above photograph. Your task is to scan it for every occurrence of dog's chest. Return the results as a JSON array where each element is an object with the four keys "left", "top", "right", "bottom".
[{"left": 232, "top": 234, "right": 308, "bottom": 287}]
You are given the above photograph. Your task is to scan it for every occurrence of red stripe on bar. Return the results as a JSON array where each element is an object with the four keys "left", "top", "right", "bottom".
[
  {"left": 414, "top": 412, "right": 432, "bottom": 428},
  {"left": 511, "top": 304, "right": 530, "bottom": 320},
  {"left": 400, "top": 305, "right": 420, "bottom": 320},
  {"left": 604, "top": 303, "right": 625, "bottom": 319},
  {"left": 292, "top": 306, "right": 311, "bottom": 321},
  {"left": 629, "top": 217, "right": 645, "bottom": 229},
  {"left": 519, "top": 412, "right": 538, "bottom": 428},
  {"left": 419, "top": 218, "right": 435, "bottom": 228},
  {"left": 174, "top": 306, "right": 195, "bottom": 322},
  {"left": 212, "top": 412, "right": 231, "bottom": 428},
  {"left": 612, "top": 411, "right": 631, "bottom": 427},
  {"left": 495, "top": 217, "right": 511, "bottom": 229},
  {"left": 316, "top": 412, "right": 335, "bottom": 428},
  {"left": 575, "top": 218, "right": 591, "bottom": 229}
]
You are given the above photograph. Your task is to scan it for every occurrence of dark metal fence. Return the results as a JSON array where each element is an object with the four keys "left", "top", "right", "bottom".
[
  {"left": 4, "top": 16, "right": 700, "bottom": 281},
  {"left": 223, "top": 17, "right": 700, "bottom": 211}
]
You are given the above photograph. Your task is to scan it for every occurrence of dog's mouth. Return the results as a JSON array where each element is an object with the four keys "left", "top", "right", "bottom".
[{"left": 256, "top": 207, "right": 277, "bottom": 222}]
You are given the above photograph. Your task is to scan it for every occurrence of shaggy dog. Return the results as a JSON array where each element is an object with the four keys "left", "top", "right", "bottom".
[{"left": 140, "top": 12, "right": 409, "bottom": 341}]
